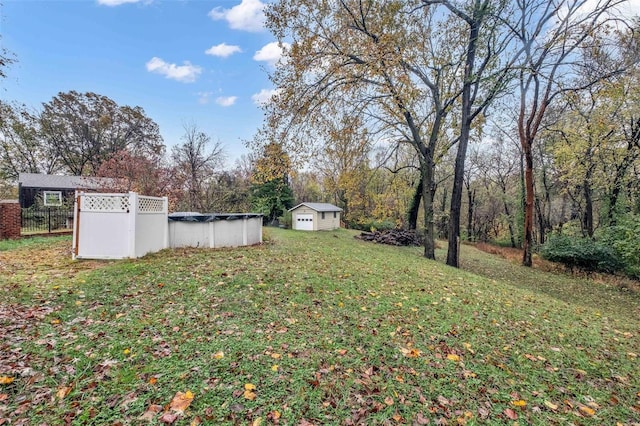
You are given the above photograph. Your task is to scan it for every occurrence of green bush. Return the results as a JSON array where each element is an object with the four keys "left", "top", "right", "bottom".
[
  {"left": 600, "top": 215, "right": 640, "bottom": 279},
  {"left": 540, "top": 234, "right": 623, "bottom": 274},
  {"left": 346, "top": 219, "right": 396, "bottom": 232}
]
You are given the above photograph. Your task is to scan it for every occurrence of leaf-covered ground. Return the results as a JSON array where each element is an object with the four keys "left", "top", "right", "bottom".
[{"left": 0, "top": 230, "right": 639, "bottom": 425}]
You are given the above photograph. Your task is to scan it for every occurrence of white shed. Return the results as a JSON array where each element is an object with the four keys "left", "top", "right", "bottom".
[{"left": 289, "top": 202, "right": 342, "bottom": 231}]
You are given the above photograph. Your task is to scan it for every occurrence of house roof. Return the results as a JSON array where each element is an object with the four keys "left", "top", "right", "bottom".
[
  {"left": 289, "top": 202, "right": 343, "bottom": 212},
  {"left": 18, "top": 173, "right": 118, "bottom": 190}
]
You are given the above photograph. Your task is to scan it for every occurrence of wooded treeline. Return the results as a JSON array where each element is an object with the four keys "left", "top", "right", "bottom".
[{"left": 2, "top": 0, "right": 640, "bottom": 274}]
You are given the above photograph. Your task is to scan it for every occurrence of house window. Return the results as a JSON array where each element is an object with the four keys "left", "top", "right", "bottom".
[
  {"left": 43, "top": 191, "right": 63, "bottom": 206},
  {"left": 322, "top": 212, "right": 325, "bottom": 220},
  {"left": 333, "top": 212, "right": 336, "bottom": 218}
]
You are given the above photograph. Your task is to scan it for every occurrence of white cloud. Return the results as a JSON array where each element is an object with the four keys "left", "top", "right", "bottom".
[
  {"left": 216, "top": 96, "right": 238, "bottom": 107},
  {"left": 205, "top": 43, "right": 243, "bottom": 58},
  {"left": 145, "top": 57, "right": 202, "bottom": 83},
  {"left": 252, "top": 88, "right": 281, "bottom": 106},
  {"left": 253, "top": 42, "right": 290, "bottom": 67},
  {"left": 208, "top": 0, "right": 265, "bottom": 32},
  {"left": 97, "top": 0, "right": 144, "bottom": 6}
]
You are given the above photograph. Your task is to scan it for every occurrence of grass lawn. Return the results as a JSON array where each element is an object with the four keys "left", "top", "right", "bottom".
[{"left": 1, "top": 229, "right": 639, "bottom": 425}]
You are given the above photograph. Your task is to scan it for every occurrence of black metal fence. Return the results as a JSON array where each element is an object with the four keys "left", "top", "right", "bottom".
[{"left": 21, "top": 207, "right": 74, "bottom": 235}]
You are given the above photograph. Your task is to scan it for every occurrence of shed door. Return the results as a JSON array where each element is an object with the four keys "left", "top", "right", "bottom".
[{"left": 296, "top": 213, "right": 314, "bottom": 231}]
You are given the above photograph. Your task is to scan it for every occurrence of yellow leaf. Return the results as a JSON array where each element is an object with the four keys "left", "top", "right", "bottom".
[
  {"left": 511, "top": 400, "right": 527, "bottom": 407},
  {"left": 56, "top": 385, "right": 72, "bottom": 399},
  {"left": 0, "top": 376, "right": 15, "bottom": 385},
  {"left": 213, "top": 351, "right": 224, "bottom": 359},
  {"left": 75, "top": 301, "right": 82, "bottom": 306},
  {"left": 271, "top": 365, "right": 279, "bottom": 372},
  {"left": 271, "top": 410, "right": 281, "bottom": 419},
  {"left": 169, "top": 390, "right": 194, "bottom": 413},
  {"left": 251, "top": 417, "right": 262, "bottom": 426},
  {"left": 244, "top": 383, "right": 256, "bottom": 391},
  {"left": 544, "top": 401, "right": 558, "bottom": 411},
  {"left": 446, "top": 354, "right": 460, "bottom": 362},
  {"left": 578, "top": 405, "right": 595, "bottom": 417},
  {"left": 50, "top": 319, "right": 61, "bottom": 325},
  {"left": 244, "top": 390, "right": 257, "bottom": 400},
  {"left": 123, "top": 348, "right": 131, "bottom": 355},
  {"left": 270, "top": 353, "right": 281, "bottom": 359}
]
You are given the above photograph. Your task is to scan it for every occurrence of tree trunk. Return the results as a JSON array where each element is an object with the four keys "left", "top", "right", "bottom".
[
  {"left": 422, "top": 164, "right": 436, "bottom": 259},
  {"left": 447, "top": 8, "right": 481, "bottom": 268},
  {"left": 522, "top": 142, "right": 534, "bottom": 267},
  {"left": 504, "top": 199, "right": 516, "bottom": 248},
  {"left": 466, "top": 187, "right": 475, "bottom": 242},
  {"left": 407, "top": 177, "right": 423, "bottom": 230},
  {"left": 583, "top": 178, "right": 594, "bottom": 237}
]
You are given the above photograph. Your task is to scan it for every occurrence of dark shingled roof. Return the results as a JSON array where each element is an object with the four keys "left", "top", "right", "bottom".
[
  {"left": 289, "top": 202, "right": 343, "bottom": 212},
  {"left": 18, "top": 173, "right": 118, "bottom": 190}
]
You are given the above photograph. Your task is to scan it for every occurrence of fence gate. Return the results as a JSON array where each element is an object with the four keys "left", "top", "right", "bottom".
[{"left": 21, "top": 207, "right": 74, "bottom": 235}]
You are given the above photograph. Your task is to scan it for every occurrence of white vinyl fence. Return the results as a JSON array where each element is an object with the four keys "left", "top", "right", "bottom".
[{"left": 73, "top": 192, "right": 168, "bottom": 260}]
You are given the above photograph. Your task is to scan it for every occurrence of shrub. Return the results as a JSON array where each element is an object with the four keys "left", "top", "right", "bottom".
[
  {"left": 345, "top": 218, "right": 396, "bottom": 232},
  {"left": 600, "top": 215, "right": 640, "bottom": 279},
  {"left": 540, "top": 234, "right": 623, "bottom": 274}
]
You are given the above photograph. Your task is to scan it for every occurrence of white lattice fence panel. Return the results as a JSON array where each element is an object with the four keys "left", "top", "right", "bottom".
[
  {"left": 82, "top": 195, "right": 130, "bottom": 212},
  {"left": 138, "top": 196, "right": 165, "bottom": 213}
]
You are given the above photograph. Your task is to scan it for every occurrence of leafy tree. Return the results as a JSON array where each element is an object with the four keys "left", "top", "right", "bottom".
[
  {"left": 0, "top": 101, "right": 58, "bottom": 180},
  {"left": 250, "top": 142, "right": 295, "bottom": 224},
  {"left": 40, "top": 91, "right": 165, "bottom": 176},
  {"left": 96, "top": 149, "right": 171, "bottom": 197},
  {"left": 512, "top": 0, "right": 629, "bottom": 266}
]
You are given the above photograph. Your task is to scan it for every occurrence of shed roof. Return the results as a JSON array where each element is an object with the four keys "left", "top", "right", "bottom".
[
  {"left": 289, "top": 202, "right": 343, "bottom": 212},
  {"left": 18, "top": 173, "right": 118, "bottom": 190}
]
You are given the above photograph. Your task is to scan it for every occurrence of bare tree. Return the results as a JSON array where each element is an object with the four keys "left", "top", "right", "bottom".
[{"left": 171, "top": 123, "right": 225, "bottom": 212}]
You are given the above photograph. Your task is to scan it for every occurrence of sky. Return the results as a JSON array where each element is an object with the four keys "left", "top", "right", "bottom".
[{"left": 0, "top": 0, "right": 284, "bottom": 167}]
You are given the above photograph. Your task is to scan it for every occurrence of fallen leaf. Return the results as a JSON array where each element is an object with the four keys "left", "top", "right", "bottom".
[
  {"left": 544, "top": 401, "right": 558, "bottom": 411},
  {"left": 415, "top": 412, "right": 430, "bottom": 425},
  {"left": 213, "top": 351, "right": 224, "bottom": 359},
  {"left": 56, "top": 385, "right": 72, "bottom": 399},
  {"left": 270, "top": 410, "right": 281, "bottom": 420},
  {"left": 244, "top": 383, "right": 256, "bottom": 391},
  {"left": 511, "top": 399, "right": 527, "bottom": 407},
  {"left": 0, "top": 393, "right": 8, "bottom": 401},
  {"left": 139, "top": 404, "right": 162, "bottom": 421},
  {"left": 271, "top": 364, "right": 279, "bottom": 372},
  {"left": 244, "top": 390, "right": 257, "bottom": 400},
  {"left": 251, "top": 418, "right": 263, "bottom": 426},
  {"left": 149, "top": 377, "right": 158, "bottom": 385},
  {"left": 190, "top": 416, "right": 202, "bottom": 426},
  {"left": 169, "top": 391, "right": 194, "bottom": 414},
  {"left": 578, "top": 405, "right": 595, "bottom": 417},
  {"left": 504, "top": 408, "right": 518, "bottom": 420},
  {"left": 159, "top": 412, "right": 179, "bottom": 424},
  {"left": 384, "top": 396, "right": 394, "bottom": 406},
  {"left": 229, "top": 403, "right": 244, "bottom": 413},
  {"left": 0, "top": 377, "right": 14, "bottom": 385},
  {"left": 446, "top": 354, "right": 460, "bottom": 362}
]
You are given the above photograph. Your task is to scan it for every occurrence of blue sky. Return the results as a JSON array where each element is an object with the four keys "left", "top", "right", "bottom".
[{"left": 1, "top": 0, "right": 284, "bottom": 166}]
